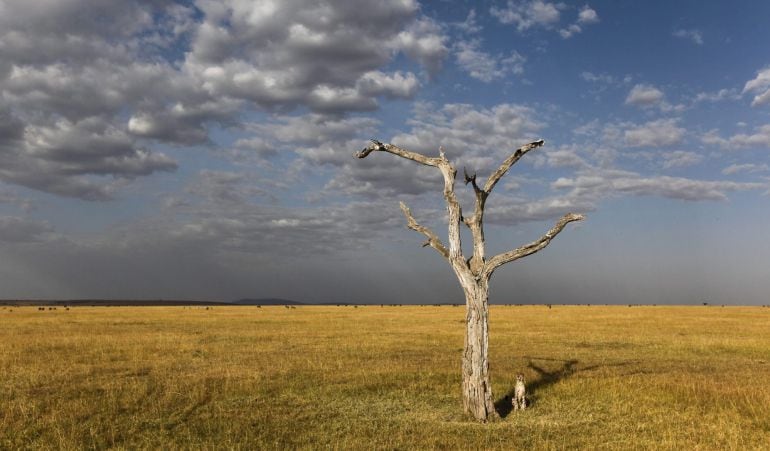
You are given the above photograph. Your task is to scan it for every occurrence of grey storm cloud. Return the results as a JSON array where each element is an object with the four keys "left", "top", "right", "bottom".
[
  {"left": 121, "top": 173, "right": 407, "bottom": 257},
  {"left": 0, "top": 1, "right": 187, "bottom": 199},
  {"left": 0, "top": 0, "right": 448, "bottom": 200},
  {"left": 184, "top": 0, "right": 445, "bottom": 113},
  {"left": 0, "top": 216, "right": 53, "bottom": 243},
  {"left": 0, "top": 112, "right": 176, "bottom": 200},
  {"left": 184, "top": 1, "right": 440, "bottom": 113},
  {"left": 252, "top": 114, "right": 381, "bottom": 150}
]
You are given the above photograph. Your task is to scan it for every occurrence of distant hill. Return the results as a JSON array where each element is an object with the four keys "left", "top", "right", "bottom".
[{"left": 232, "top": 298, "right": 305, "bottom": 306}]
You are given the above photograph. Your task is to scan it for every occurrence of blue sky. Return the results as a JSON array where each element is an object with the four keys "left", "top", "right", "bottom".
[{"left": 1, "top": 0, "right": 770, "bottom": 304}]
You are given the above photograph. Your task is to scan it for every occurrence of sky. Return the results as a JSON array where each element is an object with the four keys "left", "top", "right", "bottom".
[{"left": 1, "top": 0, "right": 770, "bottom": 305}]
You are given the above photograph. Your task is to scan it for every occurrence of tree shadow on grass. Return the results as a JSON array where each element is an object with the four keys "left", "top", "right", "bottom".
[
  {"left": 494, "top": 357, "right": 635, "bottom": 418},
  {"left": 494, "top": 357, "right": 578, "bottom": 418}
]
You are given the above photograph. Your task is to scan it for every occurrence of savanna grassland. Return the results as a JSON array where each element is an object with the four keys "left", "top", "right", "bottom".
[{"left": 1, "top": 305, "right": 769, "bottom": 450}]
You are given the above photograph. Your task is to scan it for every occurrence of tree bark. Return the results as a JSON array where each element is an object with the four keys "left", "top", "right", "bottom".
[{"left": 460, "top": 279, "right": 497, "bottom": 420}]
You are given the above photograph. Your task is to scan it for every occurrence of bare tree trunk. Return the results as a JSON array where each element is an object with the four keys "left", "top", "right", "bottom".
[
  {"left": 356, "top": 139, "right": 584, "bottom": 422},
  {"left": 460, "top": 280, "right": 497, "bottom": 420}
]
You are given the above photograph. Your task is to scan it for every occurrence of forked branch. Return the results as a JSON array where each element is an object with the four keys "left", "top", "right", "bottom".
[
  {"left": 399, "top": 202, "right": 450, "bottom": 259},
  {"left": 484, "top": 212, "right": 584, "bottom": 278},
  {"left": 464, "top": 167, "right": 483, "bottom": 196},
  {"left": 463, "top": 166, "right": 487, "bottom": 228}
]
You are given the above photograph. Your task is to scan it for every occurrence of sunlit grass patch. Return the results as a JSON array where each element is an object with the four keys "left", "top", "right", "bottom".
[{"left": 1, "top": 305, "right": 769, "bottom": 449}]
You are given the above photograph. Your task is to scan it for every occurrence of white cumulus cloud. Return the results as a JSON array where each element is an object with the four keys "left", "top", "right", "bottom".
[
  {"left": 743, "top": 67, "right": 770, "bottom": 107},
  {"left": 624, "top": 119, "right": 685, "bottom": 148},
  {"left": 722, "top": 163, "right": 769, "bottom": 175},
  {"left": 672, "top": 29, "right": 703, "bottom": 45},
  {"left": 702, "top": 125, "right": 770, "bottom": 149},
  {"left": 662, "top": 151, "right": 703, "bottom": 170},
  {"left": 455, "top": 39, "right": 525, "bottom": 82},
  {"left": 625, "top": 84, "right": 665, "bottom": 107},
  {"left": 560, "top": 5, "right": 599, "bottom": 38},
  {"left": 491, "top": 0, "right": 562, "bottom": 31},
  {"left": 578, "top": 6, "right": 600, "bottom": 24}
]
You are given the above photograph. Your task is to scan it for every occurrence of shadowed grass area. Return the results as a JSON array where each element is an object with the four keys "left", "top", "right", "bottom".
[{"left": 1, "top": 305, "right": 769, "bottom": 449}]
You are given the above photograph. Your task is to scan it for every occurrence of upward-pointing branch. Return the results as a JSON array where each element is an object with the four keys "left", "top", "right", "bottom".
[
  {"left": 464, "top": 167, "right": 484, "bottom": 197},
  {"left": 484, "top": 212, "right": 585, "bottom": 279},
  {"left": 463, "top": 166, "right": 487, "bottom": 222},
  {"left": 483, "top": 139, "right": 544, "bottom": 194}
]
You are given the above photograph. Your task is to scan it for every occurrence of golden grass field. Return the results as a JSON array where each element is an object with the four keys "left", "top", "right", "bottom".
[{"left": 2, "top": 304, "right": 769, "bottom": 450}]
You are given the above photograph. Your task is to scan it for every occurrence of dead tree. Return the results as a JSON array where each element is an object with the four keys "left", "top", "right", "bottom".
[{"left": 356, "top": 139, "right": 584, "bottom": 422}]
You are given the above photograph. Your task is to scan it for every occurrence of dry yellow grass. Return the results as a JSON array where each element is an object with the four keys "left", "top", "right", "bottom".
[{"left": 1, "top": 305, "right": 769, "bottom": 449}]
